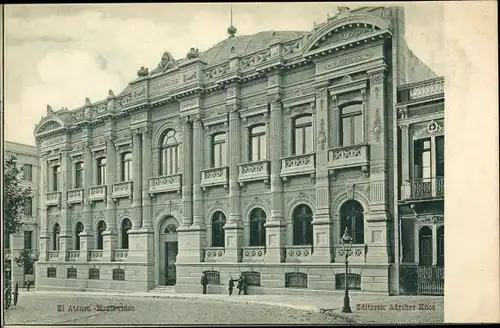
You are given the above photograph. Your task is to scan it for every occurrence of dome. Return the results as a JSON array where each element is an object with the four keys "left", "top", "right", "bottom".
[{"left": 199, "top": 31, "right": 308, "bottom": 66}]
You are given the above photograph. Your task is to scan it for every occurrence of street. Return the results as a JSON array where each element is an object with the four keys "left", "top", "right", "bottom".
[{"left": 4, "top": 293, "right": 342, "bottom": 325}]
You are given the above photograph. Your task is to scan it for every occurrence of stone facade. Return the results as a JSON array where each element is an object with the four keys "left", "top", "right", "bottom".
[
  {"left": 33, "top": 6, "right": 442, "bottom": 295},
  {"left": 5, "top": 141, "right": 40, "bottom": 286}
]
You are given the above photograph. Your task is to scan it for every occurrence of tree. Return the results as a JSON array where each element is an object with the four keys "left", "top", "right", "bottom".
[
  {"left": 4, "top": 155, "right": 32, "bottom": 236},
  {"left": 14, "top": 249, "right": 38, "bottom": 276}
]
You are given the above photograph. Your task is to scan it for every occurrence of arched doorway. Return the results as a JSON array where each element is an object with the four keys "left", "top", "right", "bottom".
[
  {"left": 437, "top": 226, "right": 444, "bottom": 266},
  {"left": 418, "top": 226, "right": 433, "bottom": 266},
  {"left": 158, "top": 216, "right": 179, "bottom": 286}
]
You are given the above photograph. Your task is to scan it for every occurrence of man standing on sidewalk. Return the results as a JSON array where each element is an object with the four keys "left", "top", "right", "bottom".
[{"left": 200, "top": 272, "right": 208, "bottom": 294}]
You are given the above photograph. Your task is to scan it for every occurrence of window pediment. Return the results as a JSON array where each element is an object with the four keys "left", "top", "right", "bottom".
[
  {"left": 413, "top": 120, "right": 444, "bottom": 139},
  {"left": 311, "top": 26, "right": 380, "bottom": 51},
  {"left": 36, "top": 119, "right": 64, "bottom": 135}
]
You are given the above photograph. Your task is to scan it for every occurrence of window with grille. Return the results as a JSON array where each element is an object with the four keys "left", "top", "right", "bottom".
[
  {"left": 335, "top": 273, "right": 361, "bottom": 290},
  {"left": 203, "top": 270, "right": 220, "bottom": 285},
  {"left": 23, "top": 197, "right": 33, "bottom": 216},
  {"left": 89, "top": 268, "right": 100, "bottom": 280},
  {"left": 67, "top": 268, "right": 77, "bottom": 279},
  {"left": 113, "top": 269, "right": 125, "bottom": 281},
  {"left": 242, "top": 271, "right": 261, "bottom": 286},
  {"left": 285, "top": 272, "right": 308, "bottom": 288},
  {"left": 23, "top": 164, "right": 33, "bottom": 181},
  {"left": 47, "top": 267, "right": 57, "bottom": 278}
]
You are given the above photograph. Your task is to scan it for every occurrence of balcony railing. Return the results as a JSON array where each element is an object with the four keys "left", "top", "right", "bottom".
[
  {"left": 68, "top": 250, "right": 81, "bottom": 261},
  {"left": 148, "top": 174, "right": 182, "bottom": 195},
  {"left": 200, "top": 167, "right": 229, "bottom": 190},
  {"left": 333, "top": 244, "right": 367, "bottom": 263},
  {"left": 204, "top": 247, "right": 225, "bottom": 262},
  {"left": 67, "top": 189, "right": 84, "bottom": 205},
  {"left": 398, "top": 77, "right": 444, "bottom": 103},
  {"left": 88, "top": 185, "right": 107, "bottom": 202},
  {"left": 89, "top": 250, "right": 103, "bottom": 261},
  {"left": 285, "top": 245, "right": 313, "bottom": 263},
  {"left": 112, "top": 181, "right": 133, "bottom": 200},
  {"left": 328, "top": 144, "right": 370, "bottom": 172},
  {"left": 113, "top": 249, "right": 129, "bottom": 261},
  {"left": 47, "top": 250, "right": 60, "bottom": 261},
  {"left": 401, "top": 177, "right": 444, "bottom": 201},
  {"left": 238, "top": 161, "right": 270, "bottom": 186},
  {"left": 280, "top": 153, "right": 315, "bottom": 181},
  {"left": 45, "top": 192, "right": 61, "bottom": 207},
  {"left": 241, "top": 246, "right": 266, "bottom": 262}
]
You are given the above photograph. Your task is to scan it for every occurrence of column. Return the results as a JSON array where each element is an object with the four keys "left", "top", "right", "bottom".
[
  {"left": 80, "top": 143, "right": 94, "bottom": 253},
  {"left": 132, "top": 130, "right": 142, "bottom": 229},
  {"left": 312, "top": 87, "right": 333, "bottom": 263},
  {"left": 330, "top": 94, "right": 339, "bottom": 148},
  {"left": 59, "top": 148, "right": 72, "bottom": 258},
  {"left": 181, "top": 117, "right": 193, "bottom": 227},
  {"left": 264, "top": 94, "right": 286, "bottom": 263},
  {"left": 141, "top": 127, "right": 153, "bottom": 230},
  {"left": 38, "top": 154, "right": 49, "bottom": 261},
  {"left": 430, "top": 136, "right": 437, "bottom": 197},
  {"left": 400, "top": 124, "right": 410, "bottom": 198},
  {"left": 192, "top": 116, "right": 204, "bottom": 227},
  {"left": 224, "top": 107, "right": 243, "bottom": 262},
  {"left": 431, "top": 225, "right": 437, "bottom": 265},
  {"left": 102, "top": 136, "right": 117, "bottom": 261}
]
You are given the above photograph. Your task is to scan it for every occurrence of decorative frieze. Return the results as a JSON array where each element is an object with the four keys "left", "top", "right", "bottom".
[{"left": 415, "top": 215, "right": 444, "bottom": 225}]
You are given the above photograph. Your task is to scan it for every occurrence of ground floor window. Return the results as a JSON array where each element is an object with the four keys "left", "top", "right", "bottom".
[
  {"left": 47, "top": 267, "right": 57, "bottom": 278},
  {"left": 203, "top": 270, "right": 220, "bottom": 285},
  {"left": 285, "top": 272, "right": 308, "bottom": 288},
  {"left": 67, "top": 268, "right": 77, "bottom": 279},
  {"left": 113, "top": 268, "right": 125, "bottom": 281},
  {"left": 89, "top": 268, "right": 100, "bottom": 280},
  {"left": 242, "top": 271, "right": 261, "bottom": 286},
  {"left": 335, "top": 273, "right": 361, "bottom": 290}
]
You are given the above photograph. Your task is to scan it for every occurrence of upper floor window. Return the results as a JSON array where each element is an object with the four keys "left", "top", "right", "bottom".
[
  {"left": 293, "top": 115, "right": 313, "bottom": 155},
  {"left": 160, "top": 130, "right": 179, "bottom": 176},
  {"left": 24, "top": 231, "right": 33, "bottom": 250},
  {"left": 121, "top": 153, "right": 132, "bottom": 182},
  {"left": 212, "top": 133, "right": 227, "bottom": 168},
  {"left": 340, "top": 103, "right": 363, "bottom": 147},
  {"left": 97, "top": 158, "right": 107, "bottom": 185},
  {"left": 249, "top": 125, "right": 266, "bottom": 162},
  {"left": 249, "top": 208, "right": 267, "bottom": 247},
  {"left": 52, "top": 165, "right": 61, "bottom": 191},
  {"left": 414, "top": 138, "right": 432, "bottom": 179},
  {"left": 436, "top": 136, "right": 444, "bottom": 177},
  {"left": 22, "top": 164, "right": 33, "bottom": 181},
  {"left": 23, "top": 197, "right": 33, "bottom": 216},
  {"left": 75, "top": 162, "right": 84, "bottom": 188}
]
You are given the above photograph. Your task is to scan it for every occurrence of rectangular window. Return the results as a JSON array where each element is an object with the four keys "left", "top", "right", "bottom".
[
  {"left": 97, "top": 158, "right": 107, "bottom": 185},
  {"left": 24, "top": 197, "right": 33, "bottom": 216},
  {"left": 24, "top": 231, "right": 33, "bottom": 249},
  {"left": 89, "top": 268, "right": 100, "bottom": 280},
  {"left": 122, "top": 154, "right": 132, "bottom": 182},
  {"left": 52, "top": 166, "right": 60, "bottom": 191},
  {"left": 414, "top": 138, "right": 432, "bottom": 179},
  {"left": 67, "top": 268, "right": 78, "bottom": 279},
  {"left": 435, "top": 136, "right": 444, "bottom": 177},
  {"left": 340, "top": 104, "right": 363, "bottom": 147},
  {"left": 112, "top": 269, "right": 125, "bottom": 281},
  {"left": 341, "top": 117, "right": 352, "bottom": 146},
  {"left": 22, "top": 164, "right": 33, "bottom": 181},
  {"left": 47, "top": 267, "right": 57, "bottom": 278},
  {"left": 249, "top": 126, "right": 266, "bottom": 162},
  {"left": 75, "top": 162, "right": 84, "bottom": 188},
  {"left": 212, "top": 134, "right": 227, "bottom": 168}
]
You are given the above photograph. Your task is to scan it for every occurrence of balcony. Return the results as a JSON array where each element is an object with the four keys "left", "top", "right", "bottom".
[
  {"left": 68, "top": 250, "right": 81, "bottom": 261},
  {"left": 47, "top": 250, "right": 61, "bottom": 261},
  {"left": 89, "top": 185, "right": 107, "bottom": 203},
  {"left": 113, "top": 249, "right": 129, "bottom": 261},
  {"left": 89, "top": 250, "right": 103, "bottom": 261},
  {"left": 328, "top": 144, "right": 369, "bottom": 174},
  {"left": 148, "top": 174, "right": 182, "bottom": 196},
  {"left": 200, "top": 167, "right": 229, "bottom": 191},
  {"left": 398, "top": 77, "right": 444, "bottom": 103},
  {"left": 285, "top": 245, "right": 313, "bottom": 263},
  {"left": 333, "top": 244, "right": 367, "bottom": 263},
  {"left": 238, "top": 161, "right": 270, "bottom": 187},
  {"left": 204, "top": 247, "right": 225, "bottom": 262},
  {"left": 241, "top": 246, "right": 266, "bottom": 262},
  {"left": 67, "top": 189, "right": 84, "bottom": 205},
  {"left": 45, "top": 192, "right": 61, "bottom": 207},
  {"left": 112, "top": 181, "right": 133, "bottom": 201},
  {"left": 280, "top": 153, "right": 315, "bottom": 181},
  {"left": 401, "top": 177, "right": 444, "bottom": 201}
]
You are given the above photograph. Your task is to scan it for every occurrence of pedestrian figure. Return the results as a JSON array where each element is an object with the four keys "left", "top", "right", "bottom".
[
  {"left": 242, "top": 276, "right": 248, "bottom": 295},
  {"left": 237, "top": 274, "right": 245, "bottom": 295},
  {"left": 228, "top": 276, "right": 235, "bottom": 296},
  {"left": 200, "top": 272, "right": 208, "bottom": 294}
]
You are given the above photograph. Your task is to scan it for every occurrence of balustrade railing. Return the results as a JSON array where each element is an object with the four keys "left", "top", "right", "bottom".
[
  {"left": 238, "top": 161, "right": 270, "bottom": 186},
  {"left": 89, "top": 185, "right": 107, "bottom": 202},
  {"left": 148, "top": 174, "right": 182, "bottom": 195},
  {"left": 67, "top": 188, "right": 84, "bottom": 204},
  {"left": 204, "top": 247, "right": 225, "bottom": 262},
  {"left": 328, "top": 144, "right": 369, "bottom": 171},
  {"left": 200, "top": 167, "right": 229, "bottom": 190},
  {"left": 280, "top": 153, "right": 315, "bottom": 180},
  {"left": 45, "top": 192, "right": 61, "bottom": 207},
  {"left": 112, "top": 181, "right": 133, "bottom": 200},
  {"left": 401, "top": 177, "right": 444, "bottom": 200},
  {"left": 333, "top": 244, "right": 367, "bottom": 263},
  {"left": 47, "top": 250, "right": 60, "bottom": 261},
  {"left": 409, "top": 79, "right": 444, "bottom": 100},
  {"left": 113, "top": 249, "right": 129, "bottom": 261},
  {"left": 67, "top": 250, "right": 81, "bottom": 261},
  {"left": 89, "top": 250, "right": 103, "bottom": 261},
  {"left": 241, "top": 246, "right": 266, "bottom": 262},
  {"left": 285, "top": 245, "right": 313, "bottom": 263}
]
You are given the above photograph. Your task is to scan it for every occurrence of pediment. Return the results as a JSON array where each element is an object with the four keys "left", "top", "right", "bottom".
[
  {"left": 35, "top": 118, "right": 64, "bottom": 135},
  {"left": 413, "top": 120, "right": 444, "bottom": 139},
  {"left": 310, "top": 25, "right": 380, "bottom": 51}
]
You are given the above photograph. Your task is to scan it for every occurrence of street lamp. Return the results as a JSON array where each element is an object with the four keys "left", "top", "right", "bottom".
[{"left": 340, "top": 227, "right": 353, "bottom": 313}]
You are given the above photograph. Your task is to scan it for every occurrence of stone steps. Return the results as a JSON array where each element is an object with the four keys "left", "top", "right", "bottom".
[{"left": 151, "top": 286, "right": 176, "bottom": 293}]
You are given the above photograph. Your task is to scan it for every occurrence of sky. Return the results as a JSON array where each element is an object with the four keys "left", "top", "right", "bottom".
[{"left": 3, "top": 2, "right": 444, "bottom": 146}]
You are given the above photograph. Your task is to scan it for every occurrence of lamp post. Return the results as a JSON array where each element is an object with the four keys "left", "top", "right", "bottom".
[{"left": 340, "top": 227, "right": 353, "bottom": 313}]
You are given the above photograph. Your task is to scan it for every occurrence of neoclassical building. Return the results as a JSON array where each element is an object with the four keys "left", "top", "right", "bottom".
[{"left": 33, "top": 6, "right": 444, "bottom": 295}]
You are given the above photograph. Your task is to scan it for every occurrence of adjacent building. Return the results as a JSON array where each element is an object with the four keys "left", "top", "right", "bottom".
[
  {"left": 33, "top": 6, "right": 444, "bottom": 295},
  {"left": 4, "top": 141, "right": 40, "bottom": 286}
]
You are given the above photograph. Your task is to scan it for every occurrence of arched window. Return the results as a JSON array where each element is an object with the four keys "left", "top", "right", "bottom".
[
  {"left": 212, "top": 133, "right": 227, "bottom": 168},
  {"left": 121, "top": 218, "right": 132, "bottom": 249},
  {"left": 96, "top": 220, "right": 107, "bottom": 250},
  {"left": 75, "top": 162, "right": 84, "bottom": 188},
  {"left": 52, "top": 165, "right": 61, "bottom": 191},
  {"left": 97, "top": 157, "right": 107, "bottom": 185},
  {"left": 211, "top": 211, "right": 226, "bottom": 247},
  {"left": 160, "top": 130, "right": 179, "bottom": 176},
  {"left": 419, "top": 226, "right": 433, "bottom": 266},
  {"left": 52, "top": 223, "right": 60, "bottom": 250},
  {"left": 293, "top": 115, "right": 313, "bottom": 155},
  {"left": 340, "top": 103, "right": 363, "bottom": 146},
  {"left": 249, "top": 208, "right": 266, "bottom": 247},
  {"left": 74, "top": 222, "right": 84, "bottom": 250},
  {"left": 249, "top": 125, "right": 266, "bottom": 162},
  {"left": 121, "top": 152, "right": 132, "bottom": 181},
  {"left": 340, "top": 200, "right": 364, "bottom": 244},
  {"left": 292, "top": 205, "right": 313, "bottom": 245}
]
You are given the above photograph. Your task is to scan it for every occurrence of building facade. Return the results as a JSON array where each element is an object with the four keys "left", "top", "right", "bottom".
[
  {"left": 33, "top": 6, "right": 444, "bottom": 295},
  {"left": 5, "top": 141, "right": 40, "bottom": 286}
]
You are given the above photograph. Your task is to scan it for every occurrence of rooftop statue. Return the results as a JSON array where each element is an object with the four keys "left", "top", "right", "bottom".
[
  {"left": 46, "top": 105, "right": 53, "bottom": 115},
  {"left": 137, "top": 66, "right": 149, "bottom": 78},
  {"left": 152, "top": 51, "right": 176, "bottom": 74},
  {"left": 187, "top": 47, "right": 200, "bottom": 59}
]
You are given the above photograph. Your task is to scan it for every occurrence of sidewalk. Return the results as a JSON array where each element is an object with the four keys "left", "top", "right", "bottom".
[{"left": 25, "top": 289, "right": 444, "bottom": 324}]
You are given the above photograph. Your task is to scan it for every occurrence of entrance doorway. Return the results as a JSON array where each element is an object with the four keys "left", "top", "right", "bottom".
[{"left": 159, "top": 217, "right": 178, "bottom": 286}]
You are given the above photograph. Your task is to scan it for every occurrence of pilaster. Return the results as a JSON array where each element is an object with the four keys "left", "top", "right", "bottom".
[
  {"left": 400, "top": 124, "right": 410, "bottom": 183},
  {"left": 102, "top": 134, "right": 117, "bottom": 261},
  {"left": 141, "top": 126, "right": 153, "bottom": 231},
  {"left": 181, "top": 116, "right": 193, "bottom": 227},
  {"left": 192, "top": 115, "right": 204, "bottom": 228},
  {"left": 80, "top": 142, "right": 94, "bottom": 251},
  {"left": 132, "top": 130, "right": 142, "bottom": 229},
  {"left": 59, "top": 147, "right": 71, "bottom": 258},
  {"left": 39, "top": 153, "right": 49, "bottom": 260}
]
